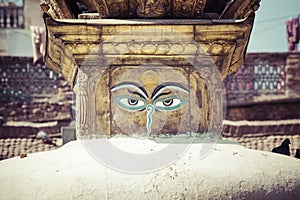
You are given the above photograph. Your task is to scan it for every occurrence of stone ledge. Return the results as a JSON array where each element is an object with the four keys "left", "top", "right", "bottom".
[{"left": 222, "top": 119, "right": 300, "bottom": 137}]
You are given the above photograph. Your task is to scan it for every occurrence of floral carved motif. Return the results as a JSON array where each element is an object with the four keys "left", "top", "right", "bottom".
[{"left": 95, "top": 0, "right": 207, "bottom": 18}]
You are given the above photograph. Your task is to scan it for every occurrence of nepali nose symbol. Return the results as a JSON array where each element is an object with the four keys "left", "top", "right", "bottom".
[
  {"left": 111, "top": 82, "right": 189, "bottom": 136},
  {"left": 146, "top": 104, "right": 155, "bottom": 136}
]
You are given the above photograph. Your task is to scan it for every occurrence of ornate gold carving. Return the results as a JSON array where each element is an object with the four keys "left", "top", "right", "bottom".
[
  {"left": 40, "top": 0, "right": 73, "bottom": 19},
  {"left": 221, "top": 0, "right": 261, "bottom": 19},
  {"left": 43, "top": 15, "right": 254, "bottom": 84},
  {"left": 95, "top": 0, "right": 207, "bottom": 19},
  {"left": 136, "top": 0, "right": 167, "bottom": 18},
  {"left": 173, "top": 0, "right": 205, "bottom": 18},
  {"left": 141, "top": 70, "right": 158, "bottom": 86},
  {"left": 95, "top": 0, "right": 129, "bottom": 18}
]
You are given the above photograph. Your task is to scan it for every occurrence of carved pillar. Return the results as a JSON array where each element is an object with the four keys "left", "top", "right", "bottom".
[{"left": 75, "top": 69, "right": 89, "bottom": 138}]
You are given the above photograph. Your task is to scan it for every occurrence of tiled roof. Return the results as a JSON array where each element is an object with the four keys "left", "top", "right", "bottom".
[
  {"left": 223, "top": 134, "right": 300, "bottom": 158},
  {"left": 222, "top": 119, "right": 300, "bottom": 158},
  {"left": 0, "top": 138, "right": 60, "bottom": 160}
]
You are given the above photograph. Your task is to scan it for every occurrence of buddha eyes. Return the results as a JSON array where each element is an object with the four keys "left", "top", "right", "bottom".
[
  {"left": 163, "top": 99, "right": 173, "bottom": 106},
  {"left": 128, "top": 99, "right": 138, "bottom": 105},
  {"left": 114, "top": 95, "right": 187, "bottom": 111},
  {"left": 117, "top": 96, "right": 145, "bottom": 110},
  {"left": 153, "top": 96, "right": 187, "bottom": 111}
]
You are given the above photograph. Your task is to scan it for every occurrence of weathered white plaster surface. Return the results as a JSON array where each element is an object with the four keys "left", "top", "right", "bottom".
[{"left": 0, "top": 138, "right": 300, "bottom": 199}]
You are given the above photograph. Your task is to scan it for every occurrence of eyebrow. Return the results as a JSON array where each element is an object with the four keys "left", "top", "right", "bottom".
[
  {"left": 110, "top": 81, "right": 149, "bottom": 99},
  {"left": 151, "top": 82, "right": 189, "bottom": 100},
  {"left": 153, "top": 91, "right": 172, "bottom": 100},
  {"left": 128, "top": 89, "right": 147, "bottom": 99},
  {"left": 111, "top": 81, "right": 189, "bottom": 100}
]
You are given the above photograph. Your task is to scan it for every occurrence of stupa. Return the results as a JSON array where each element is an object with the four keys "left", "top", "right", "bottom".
[{"left": 1, "top": 1, "right": 300, "bottom": 199}]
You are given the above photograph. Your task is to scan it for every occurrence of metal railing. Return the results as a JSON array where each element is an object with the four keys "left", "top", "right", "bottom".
[
  {"left": 0, "top": 57, "right": 60, "bottom": 103},
  {"left": 0, "top": 6, "right": 24, "bottom": 28}
]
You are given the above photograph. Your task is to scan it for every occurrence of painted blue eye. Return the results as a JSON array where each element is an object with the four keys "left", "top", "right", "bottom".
[
  {"left": 154, "top": 95, "right": 187, "bottom": 111},
  {"left": 162, "top": 99, "right": 173, "bottom": 106},
  {"left": 127, "top": 99, "right": 139, "bottom": 106},
  {"left": 114, "top": 96, "right": 146, "bottom": 111}
]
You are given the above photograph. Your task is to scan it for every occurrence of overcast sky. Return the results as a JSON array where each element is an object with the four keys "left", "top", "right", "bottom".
[{"left": 248, "top": 0, "right": 300, "bottom": 52}]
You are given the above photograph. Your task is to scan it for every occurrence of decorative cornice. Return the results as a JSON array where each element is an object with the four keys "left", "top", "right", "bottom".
[{"left": 43, "top": 14, "right": 254, "bottom": 86}]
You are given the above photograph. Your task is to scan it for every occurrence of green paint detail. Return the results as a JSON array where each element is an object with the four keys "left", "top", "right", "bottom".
[
  {"left": 114, "top": 94, "right": 188, "bottom": 136},
  {"left": 114, "top": 95, "right": 146, "bottom": 111},
  {"left": 146, "top": 104, "right": 155, "bottom": 136},
  {"left": 153, "top": 95, "right": 188, "bottom": 111}
]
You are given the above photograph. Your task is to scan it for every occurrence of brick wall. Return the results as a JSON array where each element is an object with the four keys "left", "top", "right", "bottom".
[
  {"left": 225, "top": 52, "right": 300, "bottom": 121},
  {"left": 225, "top": 98, "right": 300, "bottom": 121},
  {"left": 286, "top": 54, "right": 300, "bottom": 97},
  {"left": 225, "top": 52, "right": 288, "bottom": 104}
]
